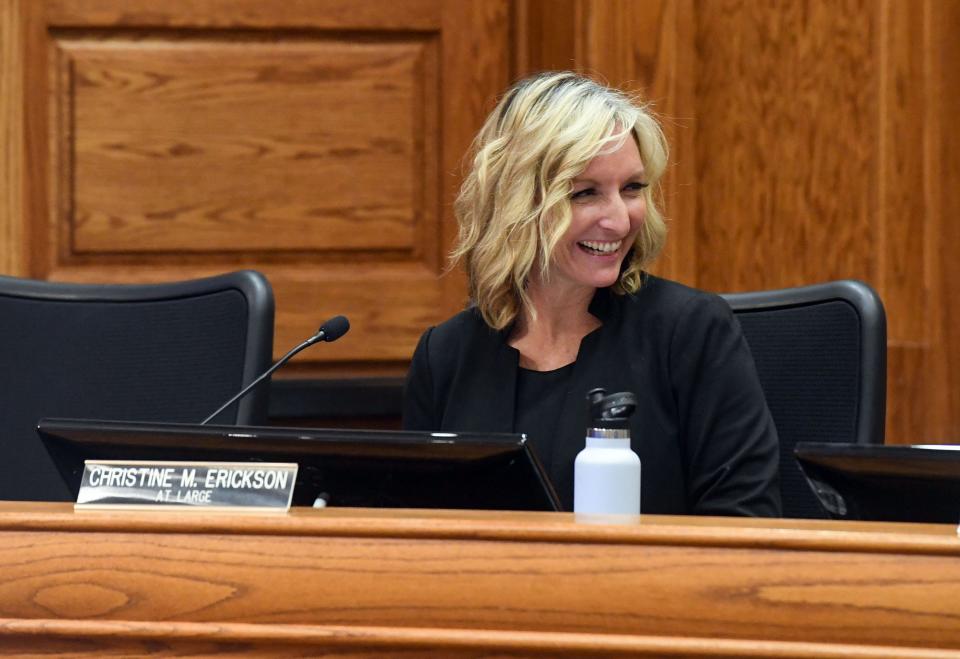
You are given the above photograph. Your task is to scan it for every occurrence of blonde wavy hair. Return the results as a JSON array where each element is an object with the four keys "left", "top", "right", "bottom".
[{"left": 452, "top": 71, "right": 669, "bottom": 330}]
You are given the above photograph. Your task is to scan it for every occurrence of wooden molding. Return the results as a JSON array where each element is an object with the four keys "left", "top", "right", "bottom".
[{"left": 0, "top": 503, "right": 957, "bottom": 655}]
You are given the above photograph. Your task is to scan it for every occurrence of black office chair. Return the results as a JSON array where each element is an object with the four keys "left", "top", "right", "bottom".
[
  {"left": 0, "top": 270, "right": 274, "bottom": 501},
  {"left": 720, "top": 280, "right": 887, "bottom": 518}
]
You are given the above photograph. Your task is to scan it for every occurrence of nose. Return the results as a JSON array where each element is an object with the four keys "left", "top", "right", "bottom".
[{"left": 598, "top": 195, "right": 632, "bottom": 234}]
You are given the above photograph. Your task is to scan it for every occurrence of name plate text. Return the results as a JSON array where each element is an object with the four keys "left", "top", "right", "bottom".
[{"left": 76, "top": 461, "right": 297, "bottom": 511}]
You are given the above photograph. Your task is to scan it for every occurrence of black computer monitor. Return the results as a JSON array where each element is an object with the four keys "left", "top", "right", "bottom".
[
  {"left": 37, "top": 418, "right": 561, "bottom": 511},
  {"left": 795, "top": 441, "right": 960, "bottom": 523}
]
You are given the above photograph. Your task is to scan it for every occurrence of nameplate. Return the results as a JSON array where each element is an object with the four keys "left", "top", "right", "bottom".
[{"left": 75, "top": 461, "right": 297, "bottom": 511}]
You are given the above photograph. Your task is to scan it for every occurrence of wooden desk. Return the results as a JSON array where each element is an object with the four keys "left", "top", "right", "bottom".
[{"left": 0, "top": 503, "right": 957, "bottom": 657}]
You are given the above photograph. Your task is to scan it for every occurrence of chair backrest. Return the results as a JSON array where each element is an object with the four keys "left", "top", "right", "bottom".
[
  {"left": 0, "top": 270, "right": 274, "bottom": 501},
  {"left": 720, "top": 280, "right": 887, "bottom": 518}
]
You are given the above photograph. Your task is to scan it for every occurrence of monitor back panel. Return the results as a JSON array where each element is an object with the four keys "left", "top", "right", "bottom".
[{"left": 37, "top": 419, "right": 561, "bottom": 511}]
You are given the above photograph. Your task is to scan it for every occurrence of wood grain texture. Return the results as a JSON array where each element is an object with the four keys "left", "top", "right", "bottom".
[
  {"left": 695, "top": 0, "right": 877, "bottom": 290},
  {"left": 907, "top": 0, "right": 960, "bottom": 443},
  {"left": 0, "top": 503, "right": 957, "bottom": 656},
  {"left": 45, "top": 0, "right": 442, "bottom": 30},
  {"left": 267, "top": 263, "right": 445, "bottom": 363},
  {"left": 14, "top": 0, "right": 48, "bottom": 280},
  {"left": 0, "top": 0, "right": 46, "bottom": 277},
  {"left": 0, "top": 0, "right": 24, "bottom": 275},
  {"left": 873, "top": 0, "right": 950, "bottom": 443},
  {"left": 511, "top": 0, "right": 577, "bottom": 77},
  {"left": 53, "top": 36, "right": 432, "bottom": 255},
  {"left": 886, "top": 345, "right": 930, "bottom": 444},
  {"left": 878, "top": 0, "right": 927, "bottom": 347},
  {"left": 2, "top": 620, "right": 960, "bottom": 658},
  {"left": 937, "top": 0, "right": 960, "bottom": 440}
]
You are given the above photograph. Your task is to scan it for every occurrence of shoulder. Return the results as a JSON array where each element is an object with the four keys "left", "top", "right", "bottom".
[
  {"left": 414, "top": 305, "right": 501, "bottom": 366},
  {"left": 425, "top": 306, "right": 492, "bottom": 348},
  {"left": 618, "top": 275, "right": 734, "bottom": 329}
]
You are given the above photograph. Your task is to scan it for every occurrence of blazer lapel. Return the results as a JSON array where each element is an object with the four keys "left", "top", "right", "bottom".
[
  {"left": 444, "top": 324, "right": 518, "bottom": 434},
  {"left": 482, "top": 337, "right": 519, "bottom": 434}
]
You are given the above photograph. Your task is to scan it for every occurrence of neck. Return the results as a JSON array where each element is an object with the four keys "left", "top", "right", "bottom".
[
  {"left": 523, "top": 280, "right": 597, "bottom": 338},
  {"left": 508, "top": 279, "right": 601, "bottom": 371}
]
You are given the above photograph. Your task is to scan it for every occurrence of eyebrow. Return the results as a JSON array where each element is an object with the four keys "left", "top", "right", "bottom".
[{"left": 572, "top": 171, "right": 647, "bottom": 184}]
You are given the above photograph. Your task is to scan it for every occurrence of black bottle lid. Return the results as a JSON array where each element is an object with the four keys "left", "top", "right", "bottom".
[{"left": 586, "top": 388, "right": 637, "bottom": 430}]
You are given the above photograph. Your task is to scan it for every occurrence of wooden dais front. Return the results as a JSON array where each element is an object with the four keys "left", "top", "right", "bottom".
[{"left": 0, "top": 503, "right": 957, "bottom": 656}]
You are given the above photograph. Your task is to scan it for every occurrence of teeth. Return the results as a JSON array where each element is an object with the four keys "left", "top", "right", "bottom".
[{"left": 579, "top": 240, "right": 622, "bottom": 254}]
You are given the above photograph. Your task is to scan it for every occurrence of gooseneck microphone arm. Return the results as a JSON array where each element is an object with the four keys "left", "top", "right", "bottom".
[{"left": 200, "top": 315, "right": 350, "bottom": 425}]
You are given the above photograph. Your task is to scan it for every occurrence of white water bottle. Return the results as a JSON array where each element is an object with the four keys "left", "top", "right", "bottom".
[{"left": 574, "top": 388, "right": 641, "bottom": 515}]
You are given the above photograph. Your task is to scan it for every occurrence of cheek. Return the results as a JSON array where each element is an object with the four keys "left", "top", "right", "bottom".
[
  {"left": 563, "top": 204, "right": 608, "bottom": 245},
  {"left": 565, "top": 205, "right": 593, "bottom": 236},
  {"left": 629, "top": 198, "right": 647, "bottom": 231}
]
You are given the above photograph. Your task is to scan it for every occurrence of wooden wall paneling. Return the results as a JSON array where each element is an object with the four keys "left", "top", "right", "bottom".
[
  {"left": 880, "top": 0, "right": 936, "bottom": 443},
  {"left": 0, "top": 0, "right": 46, "bottom": 277},
  {"left": 694, "top": 1, "right": 878, "bottom": 292},
  {"left": 574, "top": 0, "right": 639, "bottom": 86},
  {"left": 0, "top": 0, "right": 24, "bottom": 274},
  {"left": 511, "top": 0, "right": 576, "bottom": 77},
  {"left": 44, "top": 20, "right": 443, "bottom": 370},
  {"left": 44, "top": 0, "right": 442, "bottom": 31},
  {"left": 879, "top": 0, "right": 928, "bottom": 351},
  {"left": 58, "top": 40, "right": 426, "bottom": 256},
  {"left": 32, "top": 0, "right": 513, "bottom": 378},
  {"left": 932, "top": 0, "right": 960, "bottom": 440}
]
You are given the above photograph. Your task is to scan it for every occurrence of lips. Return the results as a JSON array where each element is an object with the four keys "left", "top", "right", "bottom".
[{"left": 577, "top": 240, "right": 622, "bottom": 255}]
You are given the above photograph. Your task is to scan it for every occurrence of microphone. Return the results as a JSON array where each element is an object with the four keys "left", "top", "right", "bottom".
[{"left": 200, "top": 315, "right": 350, "bottom": 425}]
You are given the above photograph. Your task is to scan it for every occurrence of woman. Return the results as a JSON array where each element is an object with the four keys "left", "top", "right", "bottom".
[{"left": 403, "top": 71, "right": 780, "bottom": 516}]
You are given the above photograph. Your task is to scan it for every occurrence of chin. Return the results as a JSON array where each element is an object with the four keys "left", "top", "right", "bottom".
[
  {"left": 553, "top": 252, "right": 627, "bottom": 291},
  {"left": 592, "top": 264, "right": 626, "bottom": 288},
  {"left": 576, "top": 272, "right": 621, "bottom": 290}
]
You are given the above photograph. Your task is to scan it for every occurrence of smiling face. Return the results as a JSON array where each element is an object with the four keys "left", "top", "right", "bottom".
[{"left": 537, "top": 135, "right": 648, "bottom": 299}]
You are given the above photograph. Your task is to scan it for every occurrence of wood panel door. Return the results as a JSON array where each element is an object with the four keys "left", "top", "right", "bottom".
[
  {"left": 516, "top": 0, "right": 960, "bottom": 444},
  {"left": 1, "top": 0, "right": 510, "bottom": 376}
]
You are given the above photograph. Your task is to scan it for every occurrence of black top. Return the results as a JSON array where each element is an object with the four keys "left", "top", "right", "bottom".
[
  {"left": 403, "top": 275, "right": 782, "bottom": 516},
  {"left": 515, "top": 364, "right": 575, "bottom": 477}
]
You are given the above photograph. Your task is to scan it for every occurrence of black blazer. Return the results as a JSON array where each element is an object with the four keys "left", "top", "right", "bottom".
[{"left": 403, "top": 275, "right": 781, "bottom": 516}]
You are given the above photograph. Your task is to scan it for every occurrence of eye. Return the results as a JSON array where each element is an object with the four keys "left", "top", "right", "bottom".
[
  {"left": 623, "top": 182, "right": 649, "bottom": 194},
  {"left": 571, "top": 187, "right": 595, "bottom": 200}
]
